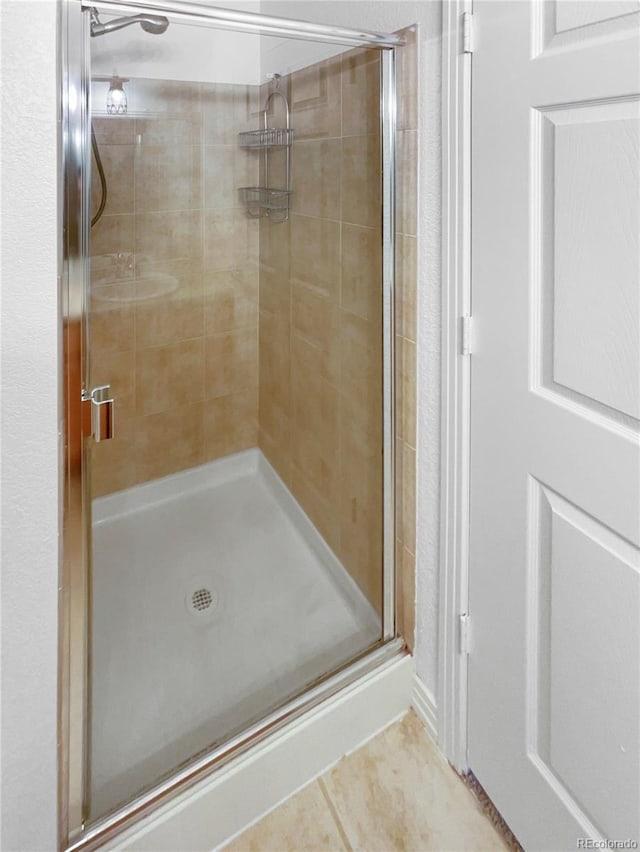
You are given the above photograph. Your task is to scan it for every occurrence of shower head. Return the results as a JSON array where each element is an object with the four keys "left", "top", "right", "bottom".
[
  {"left": 140, "top": 17, "right": 170, "bottom": 34},
  {"left": 90, "top": 8, "right": 170, "bottom": 37}
]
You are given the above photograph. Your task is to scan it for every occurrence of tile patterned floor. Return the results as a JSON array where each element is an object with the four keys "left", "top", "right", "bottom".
[{"left": 223, "top": 710, "right": 509, "bottom": 852}]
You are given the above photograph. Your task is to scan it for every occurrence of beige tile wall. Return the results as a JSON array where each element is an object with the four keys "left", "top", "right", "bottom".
[
  {"left": 258, "top": 48, "right": 384, "bottom": 614},
  {"left": 395, "top": 27, "right": 418, "bottom": 652},
  {"left": 90, "top": 80, "right": 261, "bottom": 496},
  {"left": 258, "top": 32, "right": 417, "bottom": 639}
]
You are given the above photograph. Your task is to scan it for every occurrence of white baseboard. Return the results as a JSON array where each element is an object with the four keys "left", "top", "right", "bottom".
[
  {"left": 412, "top": 675, "right": 438, "bottom": 743},
  {"left": 111, "top": 654, "right": 413, "bottom": 852}
]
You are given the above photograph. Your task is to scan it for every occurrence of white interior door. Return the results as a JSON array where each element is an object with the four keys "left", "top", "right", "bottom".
[{"left": 468, "top": 2, "right": 640, "bottom": 849}]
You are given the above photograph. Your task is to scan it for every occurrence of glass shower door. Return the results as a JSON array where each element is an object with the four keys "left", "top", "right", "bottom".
[{"left": 83, "top": 6, "right": 390, "bottom": 827}]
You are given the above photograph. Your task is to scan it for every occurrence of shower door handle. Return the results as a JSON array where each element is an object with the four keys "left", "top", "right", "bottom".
[{"left": 83, "top": 385, "right": 114, "bottom": 442}]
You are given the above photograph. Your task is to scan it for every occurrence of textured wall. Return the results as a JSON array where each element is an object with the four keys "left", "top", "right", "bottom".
[
  {"left": 0, "top": 1, "right": 59, "bottom": 848},
  {"left": 262, "top": 0, "right": 442, "bottom": 694},
  {"left": 257, "top": 47, "right": 384, "bottom": 613},
  {"left": 90, "top": 80, "right": 261, "bottom": 495}
]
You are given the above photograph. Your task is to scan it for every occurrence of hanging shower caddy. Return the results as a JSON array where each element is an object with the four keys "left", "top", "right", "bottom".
[{"left": 238, "top": 74, "right": 292, "bottom": 223}]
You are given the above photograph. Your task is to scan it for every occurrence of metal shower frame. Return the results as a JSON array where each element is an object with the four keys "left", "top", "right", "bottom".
[{"left": 60, "top": 0, "right": 404, "bottom": 847}]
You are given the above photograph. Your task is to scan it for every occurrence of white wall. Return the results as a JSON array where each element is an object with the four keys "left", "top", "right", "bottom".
[
  {"left": 261, "top": 0, "right": 443, "bottom": 698},
  {"left": 0, "top": 1, "right": 60, "bottom": 849}
]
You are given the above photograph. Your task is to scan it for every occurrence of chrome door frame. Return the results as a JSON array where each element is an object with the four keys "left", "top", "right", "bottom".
[
  {"left": 59, "top": 1, "right": 92, "bottom": 847},
  {"left": 59, "top": 1, "right": 402, "bottom": 847}
]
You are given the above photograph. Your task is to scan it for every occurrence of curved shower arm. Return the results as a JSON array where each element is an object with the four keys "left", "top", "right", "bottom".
[
  {"left": 91, "top": 12, "right": 143, "bottom": 35},
  {"left": 90, "top": 7, "right": 169, "bottom": 36}
]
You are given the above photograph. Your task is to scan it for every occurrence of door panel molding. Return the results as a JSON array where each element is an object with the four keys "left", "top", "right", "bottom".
[
  {"left": 534, "top": 0, "right": 640, "bottom": 57},
  {"left": 530, "top": 96, "right": 640, "bottom": 432},
  {"left": 526, "top": 475, "right": 640, "bottom": 840}
]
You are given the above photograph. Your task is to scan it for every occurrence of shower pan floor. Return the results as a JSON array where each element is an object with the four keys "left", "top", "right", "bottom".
[{"left": 90, "top": 449, "right": 380, "bottom": 820}]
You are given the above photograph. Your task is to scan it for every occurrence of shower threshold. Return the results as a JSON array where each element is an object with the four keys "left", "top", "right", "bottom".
[{"left": 90, "top": 449, "right": 380, "bottom": 821}]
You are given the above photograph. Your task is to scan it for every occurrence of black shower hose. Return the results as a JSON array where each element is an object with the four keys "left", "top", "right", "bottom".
[{"left": 91, "top": 124, "right": 107, "bottom": 228}]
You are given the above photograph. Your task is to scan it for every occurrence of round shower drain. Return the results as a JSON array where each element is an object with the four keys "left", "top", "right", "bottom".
[
  {"left": 185, "top": 579, "right": 219, "bottom": 621},
  {"left": 191, "top": 588, "right": 213, "bottom": 611}
]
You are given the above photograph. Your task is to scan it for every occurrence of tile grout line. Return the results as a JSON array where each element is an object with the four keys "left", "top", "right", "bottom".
[{"left": 317, "top": 777, "right": 353, "bottom": 852}]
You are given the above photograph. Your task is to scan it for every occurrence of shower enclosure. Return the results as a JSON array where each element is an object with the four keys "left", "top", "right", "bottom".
[{"left": 61, "top": 1, "right": 404, "bottom": 846}]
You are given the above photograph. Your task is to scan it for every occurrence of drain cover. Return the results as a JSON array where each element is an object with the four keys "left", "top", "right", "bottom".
[
  {"left": 185, "top": 579, "right": 219, "bottom": 621},
  {"left": 191, "top": 588, "right": 213, "bottom": 611}
]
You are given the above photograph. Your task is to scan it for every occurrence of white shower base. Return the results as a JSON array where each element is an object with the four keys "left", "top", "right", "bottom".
[{"left": 90, "top": 449, "right": 380, "bottom": 820}]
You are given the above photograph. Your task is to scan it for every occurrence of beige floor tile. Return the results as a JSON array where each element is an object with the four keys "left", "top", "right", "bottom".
[
  {"left": 323, "top": 711, "right": 509, "bottom": 852},
  {"left": 224, "top": 780, "right": 348, "bottom": 852}
]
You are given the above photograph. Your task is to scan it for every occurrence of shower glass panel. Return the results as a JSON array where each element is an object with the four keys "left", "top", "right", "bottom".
[{"left": 87, "top": 12, "right": 386, "bottom": 824}]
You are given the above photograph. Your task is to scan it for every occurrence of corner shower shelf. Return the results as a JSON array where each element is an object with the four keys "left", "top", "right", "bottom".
[
  {"left": 239, "top": 186, "right": 292, "bottom": 216},
  {"left": 238, "top": 128, "right": 293, "bottom": 149}
]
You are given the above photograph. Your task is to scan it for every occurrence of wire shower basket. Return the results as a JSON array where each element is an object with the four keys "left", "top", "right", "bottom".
[{"left": 238, "top": 74, "right": 292, "bottom": 222}]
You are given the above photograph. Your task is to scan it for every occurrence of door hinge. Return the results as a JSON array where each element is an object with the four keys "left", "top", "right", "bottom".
[
  {"left": 462, "top": 11, "right": 474, "bottom": 54},
  {"left": 459, "top": 612, "right": 470, "bottom": 656},
  {"left": 460, "top": 315, "right": 473, "bottom": 355}
]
